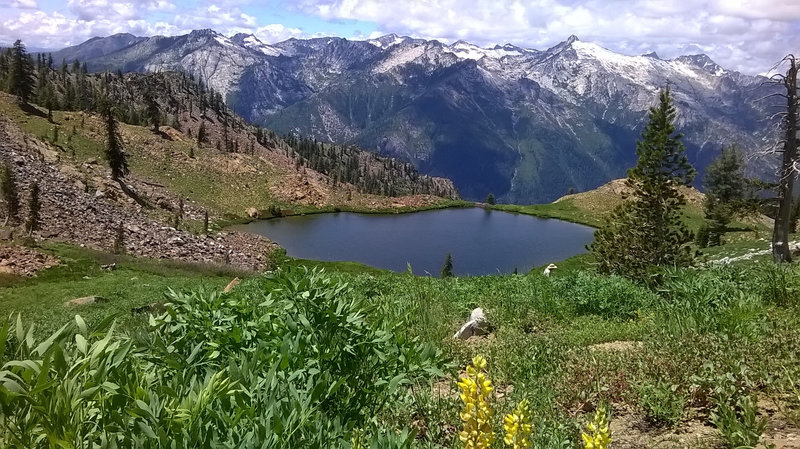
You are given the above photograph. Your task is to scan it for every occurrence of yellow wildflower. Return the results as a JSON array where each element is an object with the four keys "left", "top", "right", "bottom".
[
  {"left": 503, "top": 399, "right": 533, "bottom": 449},
  {"left": 458, "top": 355, "right": 495, "bottom": 449},
  {"left": 581, "top": 406, "right": 611, "bottom": 449}
]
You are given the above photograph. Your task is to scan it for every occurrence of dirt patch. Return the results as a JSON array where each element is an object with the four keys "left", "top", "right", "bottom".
[
  {"left": 0, "top": 245, "right": 59, "bottom": 276},
  {"left": 589, "top": 341, "right": 644, "bottom": 352},
  {"left": 610, "top": 409, "right": 720, "bottom": 449},
  {"left": 761, "top": 397, "right": 800, "bottom": 448}
]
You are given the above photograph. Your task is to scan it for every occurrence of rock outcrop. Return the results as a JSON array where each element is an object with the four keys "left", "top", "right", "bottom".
[{"left": 0, "top": 116, "right": 278, "bottom": 271}]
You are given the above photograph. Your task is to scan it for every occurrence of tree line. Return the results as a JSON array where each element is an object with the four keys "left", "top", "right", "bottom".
[{"left": 282, "top": 133, "right": 456, "bottom": 198}]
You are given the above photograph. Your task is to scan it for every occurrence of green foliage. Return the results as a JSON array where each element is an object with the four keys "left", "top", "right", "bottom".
[
  {"left": 551, "top": 271, "right": 656, "bottom": 319},
  {"left": 485, "top": 193, "right": 495, "bottom": 205},
  {"left": 24, "top": 181, "right": 39, "bottom": 235},
  {"left": 101, "top": 98, "right": 129, "bottom": 179},
  {"left": 441, "top": 253, "right": 453, "bottom": 278},
  {"left": 636, "top": 381, "right": 686, "bottom": 426},
  {"left": 703, "top": 146, "right": 756, "bottom": 246},
  {"left": 0, "top": 162, "right": 19, "bottom": 226},
  {"left": 0, "top": 268, "right": 443, "bottom": 447},
  {"left": 7, "top": 40, "right": 35, "bottom": 104},
  {"left": 656, "top": 267, "right": 769, "bottom": 338},
  {"left": 711, "top": 395, "right": 769, "bottom": 449},
  {"left": 696, "top": 223, "right": 710, "bottom": 248},
  {"left": 591, "top": 87, "right": 696, "bottom": 282},
  {"left": 145, "top": 88, "right": 160, "bottom": 132}
]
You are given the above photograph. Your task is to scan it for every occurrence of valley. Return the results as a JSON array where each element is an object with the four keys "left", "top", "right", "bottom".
[
  {"left": 50, "top": 30, "right": 778, "bottom": 202},
  {"left": 0, "top": 26, "right": 798, "bottom": 449}
]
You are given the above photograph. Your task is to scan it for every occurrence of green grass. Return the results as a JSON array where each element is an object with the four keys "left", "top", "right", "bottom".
[
  {"left": 492, "top": 199, "right": 603, "bottom": 227},
  {"left": 0, "top": 243, "right": 246, "bottom": 336},
  {"left": 2, "top": 240, "right": 799, "bottom": 447}
]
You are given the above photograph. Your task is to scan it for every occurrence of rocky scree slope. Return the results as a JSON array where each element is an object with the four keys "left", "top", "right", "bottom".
[
  {"left": 52, "top": 31, "right": 778, "bottom": 202},
  {"left": 0, "top": 114, "right": 277, "bottom": 270}
]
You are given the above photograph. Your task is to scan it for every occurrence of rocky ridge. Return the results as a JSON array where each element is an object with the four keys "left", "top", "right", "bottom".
[
  {"left": 0, "top": 115, "right": 277, "bottom": 271},
  {"left": 51, "top": 31, "right": 779, "bottom": 202}
]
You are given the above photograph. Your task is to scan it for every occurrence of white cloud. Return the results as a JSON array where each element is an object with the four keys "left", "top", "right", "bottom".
[
  {"left": 293, "top": 0, "right": 800, "bottom": 74},
  {"left": 253, "top": 24, "right": 304, "bottom": 42},
  {"left": 66, "top": 0, "right": 175, "bottom": 21},
  {"left": 0, "top": 0, "right": 796, "bottom": 74},
  {"left": 3, "top": 0, "right": 37, "bottom": 8}
]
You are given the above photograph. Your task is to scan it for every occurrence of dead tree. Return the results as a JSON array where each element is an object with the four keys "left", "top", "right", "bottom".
[{"left": 770, "top": 56, "right": 799, "bottom": 262}]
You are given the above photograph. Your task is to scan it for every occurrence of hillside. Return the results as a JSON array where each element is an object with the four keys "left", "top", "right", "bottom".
[
  {"left": 50, "top": 30, "right": 779, "bottom": 202},
  {"left": 0, "top": 66, "right": 460, "bottom": 212},
  {"left": 0, "top": 67, "right": 461, "bottom": 269},
  {"left": 493, "top": 178, "right": 772, "bottom": 238}
]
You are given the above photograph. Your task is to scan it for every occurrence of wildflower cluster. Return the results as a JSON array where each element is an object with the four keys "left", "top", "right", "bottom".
[
  {"left": 582, "top": 406, "right": 612, "bottom": 449},
  {"left": 503, "top": 399, "right": 533, "bottom": 449},
  {"left": 458, "top": 355, "right": 495, "bottom": 449}
]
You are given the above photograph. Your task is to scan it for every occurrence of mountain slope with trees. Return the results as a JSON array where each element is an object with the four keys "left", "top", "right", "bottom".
[{"left": 48, "top": 31, "right": 778, "bottom": 202}]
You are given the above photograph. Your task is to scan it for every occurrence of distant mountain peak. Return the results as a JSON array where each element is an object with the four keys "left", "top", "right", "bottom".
[
  {"left": 673, "top": 54, "right": 726, "bottom": 75},
  {"left": 643, "top": 51, "right": 660, "bottom": 59},
  {"left": 543, "top": 35, "right": 581, "bottom": 55},
  {"left": 367, "top": 33, "right": 409, "bottom": 49}
]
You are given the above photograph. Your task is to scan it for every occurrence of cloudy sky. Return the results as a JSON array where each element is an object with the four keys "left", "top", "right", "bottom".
[{"left": 0, "top": 0, "right": 798, "bottom": 75}]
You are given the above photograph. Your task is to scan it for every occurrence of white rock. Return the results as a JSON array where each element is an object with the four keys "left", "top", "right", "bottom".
[
  {"left": 543, "top": 263, "right": 558, "bottom": 277},
  {"left": 453, "top": 307, "right": 490, "bottom": 340}
]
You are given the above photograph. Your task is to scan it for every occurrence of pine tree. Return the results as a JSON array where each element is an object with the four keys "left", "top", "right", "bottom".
[
  {"left": 441, "top": 253, "right": 454, "bottom": 278},
  {"left": 101, "top": 99, "right": 129, "bottom": 179},
  {"left": 702, "top": 146, "right": 753, "bottom": 246},
  {"left": 7, "top": 40, "right": 35, "bottom": 104},
  {"left": 145, "top": 88, "right": 160, "bottom": 133},
  {"left": 590, "top": 87, "right": 696, "bottom": 281},
  {"left": 25, "top": 181, "right": 40, "bottom": 236},
  {"left": 197, "top": 121, "right": 206, "bottom": 144},
  {"left": 0, "top": 163, "right": 20, "bottom": 226},
  {"left": 485, "top": 193, "right": 495, "bottom": 205}
]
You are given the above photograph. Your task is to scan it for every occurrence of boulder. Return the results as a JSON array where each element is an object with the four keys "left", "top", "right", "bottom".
[
  {"left": 453, "top": 307, "right": 491, "bottom": 340},
  {"left": 246, "top": 207, "right": 259, "bottom": 218},
  {"left": 543, "top": 263, "right": 558, "bottom": 277},
  {"left": 64, "top": 295, "right": 108, "bottom": 307},
  {"left": 0, "top": 229, "right": 13, "bottom": 241}
]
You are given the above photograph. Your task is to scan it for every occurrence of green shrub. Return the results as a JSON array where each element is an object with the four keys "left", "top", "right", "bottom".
[
  {"left": 552, "top": 271, "right": 656, "bottom": 319},
  {"left": 637, "top": 381, "right": 686, "bottom": 426},
  {"left": 711, "top": 395, "right": 768, "bottom": 449},
  {"left": 0, "top": 268, "right": 444, "bottom": 448},
  {"left": 656, "top": 267, "right": 769, "bottom": 338}
]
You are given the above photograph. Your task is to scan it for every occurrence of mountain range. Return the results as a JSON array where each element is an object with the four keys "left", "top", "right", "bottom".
[{"left": 49, "top": 30, "right": 778, "bottom": 202}]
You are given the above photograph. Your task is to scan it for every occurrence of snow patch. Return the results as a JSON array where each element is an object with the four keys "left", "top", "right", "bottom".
[{"left": 446, "top": 41, "right": 523, "bottom": 60}]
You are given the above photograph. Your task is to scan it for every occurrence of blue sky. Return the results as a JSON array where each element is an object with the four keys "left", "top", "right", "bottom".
[{"left": 1, "top": 0, "right": 798, "bottom": 75}]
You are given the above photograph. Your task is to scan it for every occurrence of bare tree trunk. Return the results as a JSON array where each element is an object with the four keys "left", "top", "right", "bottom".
[{"left": 773, "top": 57, "right": 798, "bottom": 262}]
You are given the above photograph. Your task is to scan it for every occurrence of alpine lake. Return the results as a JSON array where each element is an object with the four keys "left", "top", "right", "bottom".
[{"left": 229, "top": 207, "right": 595, "bottom": 276}]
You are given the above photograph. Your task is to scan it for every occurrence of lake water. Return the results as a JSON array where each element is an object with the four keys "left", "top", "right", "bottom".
[{"left": 230, "top": 208, "right": 595, "bottom": 276}]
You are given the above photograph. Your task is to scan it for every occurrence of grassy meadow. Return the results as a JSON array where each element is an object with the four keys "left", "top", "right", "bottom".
[{"left": 1, "top": 239, "right": 799, "bottom": 448}]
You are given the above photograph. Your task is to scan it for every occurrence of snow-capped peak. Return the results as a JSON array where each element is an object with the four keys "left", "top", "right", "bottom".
[
  {"left": 446, "top": 40, "right": 525, "bottom": 60},
  {"left": 230, "top": 33, "right": 282, "bottom": 56},
  {"left": 368, "top": 34, "right": 409, "bottom": 49},
  {"left": 673, "top": 54, "right": 727, "bottom": 76}
]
